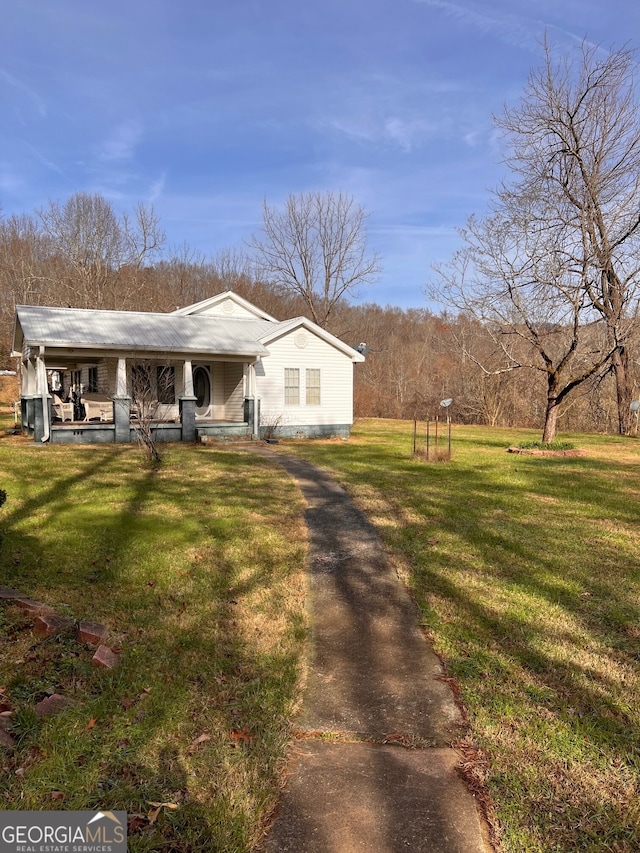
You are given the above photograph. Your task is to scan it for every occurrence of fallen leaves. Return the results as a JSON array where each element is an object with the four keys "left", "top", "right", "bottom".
[
  {"left": 122, "top": 687, "right": 152, "bottom": 711},
  {"left": 186, "top": 726, "right": 256, "bottom": 753},
  {"left": 127, "top": 815, "right": 146, "bottom": 834},
  {"left": 0, "top": 687, "right": 12, "bottom": 713},
  {"left": 187, "top": 733, "right": 211, "bottom": 754},
  {"left": 0, "top": 728, "right": 16, "bottom": 749},
  {"left": 229, "top": 726, "right": 254, "bottom": 747},
  {"left": 147, "top": 801, "right": 179, "bottom": 825}
]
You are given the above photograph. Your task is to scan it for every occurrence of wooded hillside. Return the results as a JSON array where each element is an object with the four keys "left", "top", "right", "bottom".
[{"left": 1, "top": 194, "right": 635, "bottom": 437}]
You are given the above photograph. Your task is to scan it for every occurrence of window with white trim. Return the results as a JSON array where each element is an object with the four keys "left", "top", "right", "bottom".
[
  {"left": 306, "top": 369, "right": 321, "bottom": 405},
  {"left": 284, "top": 368, "right": 300, "bottom": 405}
]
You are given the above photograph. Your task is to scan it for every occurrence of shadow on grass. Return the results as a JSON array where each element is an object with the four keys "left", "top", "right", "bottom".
[
  {"left": 0, "top": 445, "right": 306, "bottom": 852},
  {"left": 281, "top": 429, "right": 640, "bottom": 851}
]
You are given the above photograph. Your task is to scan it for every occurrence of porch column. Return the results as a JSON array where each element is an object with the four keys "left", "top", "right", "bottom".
[
  {"left": 21, "top": 361, "right": 29, "bottom": 396},
  {"left": 22, "top": 358, "right": 36, "bottom": 434},
  {"left": 34, "top": 347, "right": 50, "bottom": 442},
  {"left": 183, "top": 360, "right": 194, "bottom": 397},
  {"left": 116, "top": 357, "right": 127, "bottom": 396},
  {"left": 243, "top": 361, "right": 257, "bottom": 437},
  {"left": 180, "top": 359, "right": 197, "bottom": 442},
  {"left": 113, "top": 357, "right": 131, "bottom": 443},
  {"left": 26, "top": 358, "right": 36, "bottom": 393}
]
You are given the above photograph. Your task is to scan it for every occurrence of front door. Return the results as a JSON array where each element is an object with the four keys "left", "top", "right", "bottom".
[{"left": 193, "top": 366, "right": 211, "bottom": 417}]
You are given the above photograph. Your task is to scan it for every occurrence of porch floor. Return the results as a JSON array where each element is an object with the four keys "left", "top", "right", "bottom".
[{"left": 51, "top": 418, "right": 246, "bottom": 427}]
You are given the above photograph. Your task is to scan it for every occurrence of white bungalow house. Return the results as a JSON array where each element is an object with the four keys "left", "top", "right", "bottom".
[{"left": 11, "top": 291, "right": 365, "bottom": 445}]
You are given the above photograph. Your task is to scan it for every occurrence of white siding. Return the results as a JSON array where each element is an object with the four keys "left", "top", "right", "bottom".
[
  {"left": 211, "top": 362, "right": 225, "bottom": 418},
  {"left": 104, "top": 359, "right": 117, "bottom": 393},
  {"left": 224, "top": 362, "right": 244, "bottom": 420},
  {"left": 257, "top": 328, "right": 354, "bottom": 428},
  {"left": 203, "top": 361, "right": 244, "bottom": 420}
]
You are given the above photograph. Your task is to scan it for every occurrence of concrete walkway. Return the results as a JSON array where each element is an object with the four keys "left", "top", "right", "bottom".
[{"left": 254, "top": 449, "right": 493, "bottom": 853}]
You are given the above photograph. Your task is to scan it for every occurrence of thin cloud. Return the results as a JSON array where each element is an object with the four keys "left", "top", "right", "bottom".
[
  {"left": 0, "top": 166, "right": 24, "bottom": 194},
  {"left": 324, "top": 109, "right": 446, "bottom": 151},
  {"left": 99, "top": 119, "right": 143, "bottom": 162},
  {"left": 384, "top": 117, "right": 442, "bottom": 152},
  {"left": 26, "top": 144, "right": 64, "bottom": 175},
  {"left": 413, "top": 0, "right": 602, "bottom": 54},
  {"left": 413, "top": 0, "right": 545, "bottom": 51},
  {"left": 148, "top": 172, "right": 166, "bottom": 203},
  {"left": 316, "top": 68, "right": 478, "bottom": 153},
  {"left": 325, "top": 110, "right": 484, "bottom": 153},
  {"left": 0, "top": 68, "right": 47, "bottom": 118},
  {"left": 371, "top": 223, "right": 458, "bottom": 237}
]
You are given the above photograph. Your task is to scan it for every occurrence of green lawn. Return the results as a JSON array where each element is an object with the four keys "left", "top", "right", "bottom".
[
  {"left": 0, "top": 430, "right": 307, "bottom": 852},
  {"left": 2, "top": 419, "right": 639, "bottom": 852},
  {"left": 276, "top": 419, "right": 640, "bottom": 853}
]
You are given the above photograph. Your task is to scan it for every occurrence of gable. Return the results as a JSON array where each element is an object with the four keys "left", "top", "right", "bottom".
[
  {"left": 172, "top": 291, "right": 278, "bottom": 321},
  {"left": 259, "top": 317, "right": 366, "bottom": 363}
]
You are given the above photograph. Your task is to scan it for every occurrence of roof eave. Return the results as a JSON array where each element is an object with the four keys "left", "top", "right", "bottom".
[{"left": 20, "top": 341, "right": 268, "bottom": 359}]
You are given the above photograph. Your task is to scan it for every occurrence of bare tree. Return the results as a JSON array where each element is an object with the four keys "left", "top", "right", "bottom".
[
  {"left": 121, "top": 202, "right": 164, "bottom": 269},
  {"left": 0, "top": 214, "right": 54, "bottom": 367},
  {"left": 128, "top": 361, "right": 176, "bottom": 466},
  {"left": 433, "top": 202, "right": 614, "bottom": 443},
  {"left": 249, "top": 191, "right": 381, "bottom": 329},
  {"left": 37, "top": 193, "right": 164, "bottom": 310},
  {"left": 496, "top": 40, "right": 640, "bottom": 433},
  {"left": 447, "top": 315, "right": 522, "bottom": 428}
]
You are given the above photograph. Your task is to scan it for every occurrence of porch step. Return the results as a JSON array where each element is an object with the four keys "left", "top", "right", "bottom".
[
  {"left": 196, "top": 423, "right": 253, "bottom": 443},
  {"left": 199, "top": 436, "right": 262, "bottom": 446}
]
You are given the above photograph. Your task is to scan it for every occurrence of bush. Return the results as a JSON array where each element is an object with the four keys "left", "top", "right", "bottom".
[{"left": 518, "top": 440, "right": 576, "bottom": 451}]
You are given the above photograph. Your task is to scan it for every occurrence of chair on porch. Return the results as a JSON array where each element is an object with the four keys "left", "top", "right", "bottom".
[
  {"left": 81, "top": 395, "right": 112, "bottom": 422},
  {"left": 52, "top": 394, "right": 74, "bottom": 422}
]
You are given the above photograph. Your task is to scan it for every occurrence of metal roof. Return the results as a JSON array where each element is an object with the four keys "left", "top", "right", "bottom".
[
  {"left": 13, "top": 302, "right": 366, "bottom": 363},
  {"left": 14, "top": 305, "right": 271, "bottom": 357}
]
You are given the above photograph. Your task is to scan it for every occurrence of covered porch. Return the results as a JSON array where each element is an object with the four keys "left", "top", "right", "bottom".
[
  {"left": 12, "top": 302, "right": 271, "bottom": 445},
  {"left": 19, "top": 351, "right": 260, "bottom": 445}
]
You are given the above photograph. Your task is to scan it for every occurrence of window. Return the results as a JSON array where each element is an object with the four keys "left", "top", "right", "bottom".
[
  {"left": 87, "top": 366, "right": 98, "bottom": 393},
  {"left": 156, "top": 366, "right": 175, "bottom": 404},
  {"left": 131, "top": 364, "right": 153, "bottom": 398},
  {"left": 306, "top": 369, "right": 321, "bottom": 405},
  {"left": 284, "top": 368, "right": 300, "bottom": 405}
]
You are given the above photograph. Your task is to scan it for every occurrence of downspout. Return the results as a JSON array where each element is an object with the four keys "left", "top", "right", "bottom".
[{"left": 37, "top": 346, "right": 50, "bottom": 443}]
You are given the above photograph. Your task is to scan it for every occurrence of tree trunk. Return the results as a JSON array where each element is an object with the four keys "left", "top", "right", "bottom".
[
  {"left": 611, "top": 346, "right": 634, "bottom": 435},
  {"left": 542, "top": 388, "right": 559, "bottom": 443}
]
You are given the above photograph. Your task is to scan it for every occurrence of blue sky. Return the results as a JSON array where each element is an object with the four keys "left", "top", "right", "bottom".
[{"left": 1, "top": 0, "right": 639, "bottom": 309}]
